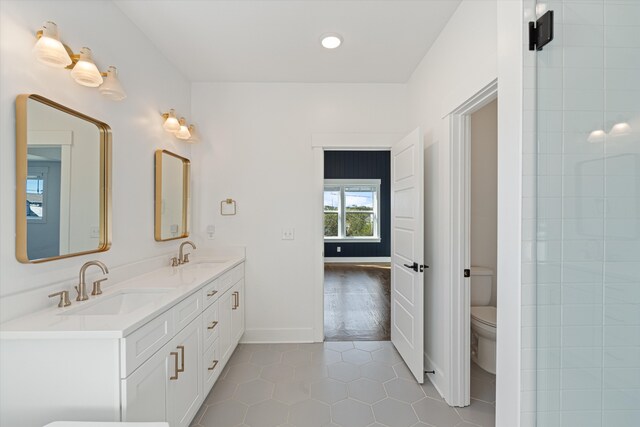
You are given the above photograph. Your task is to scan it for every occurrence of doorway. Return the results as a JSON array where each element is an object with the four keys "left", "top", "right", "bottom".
[
  {"left": 322, "top": 150, "right": 391, "bottom": 342},
  {"left": 449, "top": 80, "right": 498, "bottom": 408}
]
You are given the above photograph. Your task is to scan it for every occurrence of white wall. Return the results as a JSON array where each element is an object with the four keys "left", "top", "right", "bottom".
[
  {"left": 471, "top": 99, "right": 498, "bottom": 305},
  {"left": 0, "top": 0, "right": 192, "bottom": 321},
  {"left": 406, "top": 0, "right": 498, "bottom": 400},
  {"left": 191, "top": 83, "right": 408, "bottom": 342}
]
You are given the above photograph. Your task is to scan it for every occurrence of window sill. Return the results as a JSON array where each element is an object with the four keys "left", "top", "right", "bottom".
[{"left": 324, "top": 238, "right": 381, "bottom": 243}]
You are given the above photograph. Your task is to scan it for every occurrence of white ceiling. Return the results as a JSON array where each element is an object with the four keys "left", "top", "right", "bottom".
[{"left": 114, "top": 0, "right": 461, "bottom": 83}]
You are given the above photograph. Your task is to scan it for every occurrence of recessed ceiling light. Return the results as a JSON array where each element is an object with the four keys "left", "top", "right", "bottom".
[{"left": 321, "top": 33, "right": 342, "bottom": 49}]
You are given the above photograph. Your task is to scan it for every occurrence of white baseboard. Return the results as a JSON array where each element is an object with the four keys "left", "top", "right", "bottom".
[
  {"left": 324, "top": 257, "right": 391, "bottom": 263},
  {"left": 240, "top": 328, "right": 316, "bottom": 343},
  {"left": 425, "top": 351, "right": 448, "bottom": 403}
]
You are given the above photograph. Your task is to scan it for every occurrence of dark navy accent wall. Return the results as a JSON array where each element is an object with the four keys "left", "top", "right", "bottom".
[{"left": 324, "top": 150, "right": 391, "bottom": 258}]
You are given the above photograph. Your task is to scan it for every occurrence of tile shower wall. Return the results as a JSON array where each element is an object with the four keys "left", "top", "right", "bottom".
[{"left": 535, "top": 1, "right": 640, "bottom": 426}]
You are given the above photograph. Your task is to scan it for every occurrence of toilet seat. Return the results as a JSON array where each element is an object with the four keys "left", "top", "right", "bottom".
[{"left": 471, "top": 306, "right": 496, "bottom": 328}]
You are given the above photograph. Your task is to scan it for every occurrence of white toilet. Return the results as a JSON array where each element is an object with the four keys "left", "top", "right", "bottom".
[{"left": 470, "top": 266, "right": 496, "bottom": 375}]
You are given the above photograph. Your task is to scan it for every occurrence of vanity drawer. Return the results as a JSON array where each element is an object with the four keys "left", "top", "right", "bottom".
[
  {"left": 173, "top": 292, "right": 202, "bottom": 333},
  {"left": 121, "top": 310, "right": 174, "bottom": 378},
  {"left": 202, "top": 279, "right": 220, "bottom": 308},
  {"left": 232, "top": 263, "right": 244, "bottom": 284},
  {"left": 203, "top": 338, "right": 221, "bottom": 394},
  {"left": 202, "top": 301, "right": 219, "bottom": 349}
]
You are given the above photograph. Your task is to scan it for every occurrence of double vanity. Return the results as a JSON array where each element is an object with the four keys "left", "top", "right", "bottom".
[{"left": 0, "top": 252, "right": 246, "bottom": 427}]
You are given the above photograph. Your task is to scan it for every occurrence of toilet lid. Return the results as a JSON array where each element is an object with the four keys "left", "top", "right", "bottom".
[{"left": 471, "top": 306, "right": 496, "bottom": 327}]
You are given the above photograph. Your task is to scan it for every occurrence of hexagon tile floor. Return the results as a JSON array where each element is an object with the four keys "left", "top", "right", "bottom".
[{"left": 191, "top": 341, "right": 495, "bottom": 427}]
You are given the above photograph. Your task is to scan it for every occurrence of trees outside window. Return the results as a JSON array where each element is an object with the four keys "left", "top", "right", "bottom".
[{"left": 323, "top": 179, "right": 380, "bottom": 241}]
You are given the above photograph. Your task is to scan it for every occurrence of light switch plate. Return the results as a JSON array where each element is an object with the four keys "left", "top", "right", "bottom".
[{"left": 282, "top": 228, "right": 295, "bottom": 240}]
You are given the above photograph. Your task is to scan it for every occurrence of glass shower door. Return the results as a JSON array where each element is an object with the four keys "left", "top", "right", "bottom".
[{"left": 535, "top": 1, "right": 640, "bottom": 426}]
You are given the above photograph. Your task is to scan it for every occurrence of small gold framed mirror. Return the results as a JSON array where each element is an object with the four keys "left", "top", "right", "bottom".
[
  {"left": 155, "top": 150, "right": 190, "bottom": 241},
  {"left": 16, "top": 94, "right": 112, "bottom": 263}
]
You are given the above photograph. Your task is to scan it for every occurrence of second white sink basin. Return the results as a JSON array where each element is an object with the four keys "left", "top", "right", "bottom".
[
  {"left": 64, "top": 290, "right": 169, "bottom": 316},
  {"left": 183, "top": 260, "right": 227, "bottom": 270}
]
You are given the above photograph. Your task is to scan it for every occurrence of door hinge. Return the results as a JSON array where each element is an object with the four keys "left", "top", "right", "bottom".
[
  {"left": 529, "top": 10, "right": 554, "bottom": 51},
  {"left": 464, "top": 269, "right": 470, "bottom": 278}
]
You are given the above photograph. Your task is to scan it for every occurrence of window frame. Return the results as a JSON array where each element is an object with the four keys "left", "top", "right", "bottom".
[{"left": 323, "top": 178, "right": 381, "bottom": 243}]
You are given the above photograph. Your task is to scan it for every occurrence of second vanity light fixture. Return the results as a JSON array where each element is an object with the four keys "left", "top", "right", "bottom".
[
  {"left": 161, "top": 109, "right": 196, "bottom": 141},
  {"left": 33, "top": 21, "right": 126, "bottom": 101}
]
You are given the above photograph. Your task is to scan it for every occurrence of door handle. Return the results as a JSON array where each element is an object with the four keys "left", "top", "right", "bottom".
[
  {"left": 404, "top": 262, "right": 419, "bottom": 272},
  {"left": 403, "top": 262, "right": 428, "bottom": 273},
  {"left": 177, "top": 345, "right": 185, "bottom": 373}
]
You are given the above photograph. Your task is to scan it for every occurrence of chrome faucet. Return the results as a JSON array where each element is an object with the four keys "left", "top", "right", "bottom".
[
  {"left": 178, "top": 241, "right": 196, "bottom": 265},
  {"left": 75, "top": 260, "right": 109, "bottom": 301}
]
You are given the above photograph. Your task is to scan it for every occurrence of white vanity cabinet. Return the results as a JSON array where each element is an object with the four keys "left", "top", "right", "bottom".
[
  {"left": 0, "top": 260, "right": 245, "bottom": 427},
  {"left": 121, "top": 314, "right": 202, "bottom": 427}
]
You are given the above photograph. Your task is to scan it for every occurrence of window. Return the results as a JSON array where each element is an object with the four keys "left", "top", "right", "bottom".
[
  {"left": 26, "top": 168, "right": 48, "bottom": 222},
  {"left": 324, "top": 179, "right": 381, "bottom": 242}
]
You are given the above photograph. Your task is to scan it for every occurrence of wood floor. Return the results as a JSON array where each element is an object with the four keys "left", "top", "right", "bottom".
[{"left": 324, "top": 263, "right": 391, "bottom": 341}]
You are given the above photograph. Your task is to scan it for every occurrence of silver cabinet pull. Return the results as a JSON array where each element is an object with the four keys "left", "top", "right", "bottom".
[
  {"left": 208, "top": 321, "right": 218, "bottom": 330},
  {"left": 208, "top": 360, "right": 219, "bottom": 371},
  {"left": 170, "top": 351, "right": 179, "bottom": 380}
]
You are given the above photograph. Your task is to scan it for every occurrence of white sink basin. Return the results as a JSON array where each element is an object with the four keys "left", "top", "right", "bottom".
[
  {"left": 183, "top": 260, "right": 227, "bottom": 270},
  {"left": 64, "top": 290, "right": 169, "bottom": 316}
]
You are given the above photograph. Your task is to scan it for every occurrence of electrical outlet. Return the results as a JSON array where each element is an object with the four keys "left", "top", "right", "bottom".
[
  {"left": 337, "top": 246, "right": 341, "bottom": 253},
  {"left": 282, "top": 228, "right": 295, "bottom": 240},
  {"left": 90, "top": 226, "right": 100, "bottom": 238},
  {"left": 207, "top": 225, "right": 215, "bottom": 240}
]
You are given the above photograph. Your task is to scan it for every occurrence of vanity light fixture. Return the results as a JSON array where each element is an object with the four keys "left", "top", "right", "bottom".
[
  {"left": 70, "top": 47, "right": 103, "bottom": 87},
  {"left": 175, "top": 118, "right": 192, "bottom": 140},
  {"left": 161, "top": 110, "right": 197, "bottom": 142},
  {"left": 321, "top": 33, "right": 343, "bottom": 49},
  {"left": 98, "top": 66, "right": 127, "bottom": 101},
  {"left": 161, "top": 109, "right": 181, "bottom": 132},
  {"left": 34, "top": 21, "right": 126, "bottom": 100},
  {"left": 33, "top": 21, "right": 72, "bottom": 68}
]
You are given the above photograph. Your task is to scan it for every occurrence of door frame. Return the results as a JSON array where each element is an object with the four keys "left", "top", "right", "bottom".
[
  {"left": 449, "top": 79, "right": 498, "bottom": 407},
  {"left": 311, "top": 133, "right": 403, "bottom": 342}
]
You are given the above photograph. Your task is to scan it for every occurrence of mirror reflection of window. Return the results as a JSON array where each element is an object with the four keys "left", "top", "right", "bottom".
[
  {"left": 26, "top": 173, "right": 46, "bottom": 220},
  {"left": 16, "top": 94, "right": 111, "bottom": 263}
]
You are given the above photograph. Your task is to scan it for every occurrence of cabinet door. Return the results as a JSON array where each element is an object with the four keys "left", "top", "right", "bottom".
[
  {"left": 219, "top": 288, "right": 233, "bottom": 363},
  {"left": 231, "top": 280, "right": 245, "bottom": 344},
  {"left": 121, "top": 341, "right": 168, "bottom": 422},
  {"left": 167, "top": 316, "right": 203, "bottom": 427}
]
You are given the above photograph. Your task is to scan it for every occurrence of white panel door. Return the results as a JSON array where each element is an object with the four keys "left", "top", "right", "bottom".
[{"left": 391, "top": 127, "right": 425, "bottom": 383}]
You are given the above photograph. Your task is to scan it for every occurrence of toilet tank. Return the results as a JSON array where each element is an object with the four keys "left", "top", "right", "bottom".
[{"left": 470, "top": 266, "right": 494, "bottom": 306}]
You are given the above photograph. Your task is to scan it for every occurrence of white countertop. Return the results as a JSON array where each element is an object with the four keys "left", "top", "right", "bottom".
[{"left": 0, "top": 255, "right": 244, "bottom": 340}]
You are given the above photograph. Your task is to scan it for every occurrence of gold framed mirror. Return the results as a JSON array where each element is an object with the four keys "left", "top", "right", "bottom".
[
  {"left": 15, "top": 94, "right": 112, "bottom": 263},
  {"left": 155, "top": 150, "right": 190, "bottom": 241}
]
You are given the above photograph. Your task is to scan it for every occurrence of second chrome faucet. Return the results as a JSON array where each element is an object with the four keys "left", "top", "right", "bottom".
[{"left": 171, "top": 241, "right": 196, "bottom": 267}]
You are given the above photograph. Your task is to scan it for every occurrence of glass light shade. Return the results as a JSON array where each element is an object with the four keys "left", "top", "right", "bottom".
[
  {"left": 609, "top": 122, "right": 632, "bottom": 137},
  {"left": 98, "top": 66, "right": 126, "bottom": 101},
  {"left": 185, "top": 125, "right": 198, "bottom": 143},
  {"left": 175, "top": 118, "right": 191, "bottom": 140},
  {"left": 33, "top": 21, "right": 72, "bottom": 68},
  {"left": 321, "top": 34, "right": 342, "bottom": 49},
  {"left": 70, "top": 47, "right": 104, "bottom": 87},
  {"left": 163, "top": 109, "right": 180, "bottom": 132},
  {"left": 587, "top": 130, "right": 606, "bottom": 143}
]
